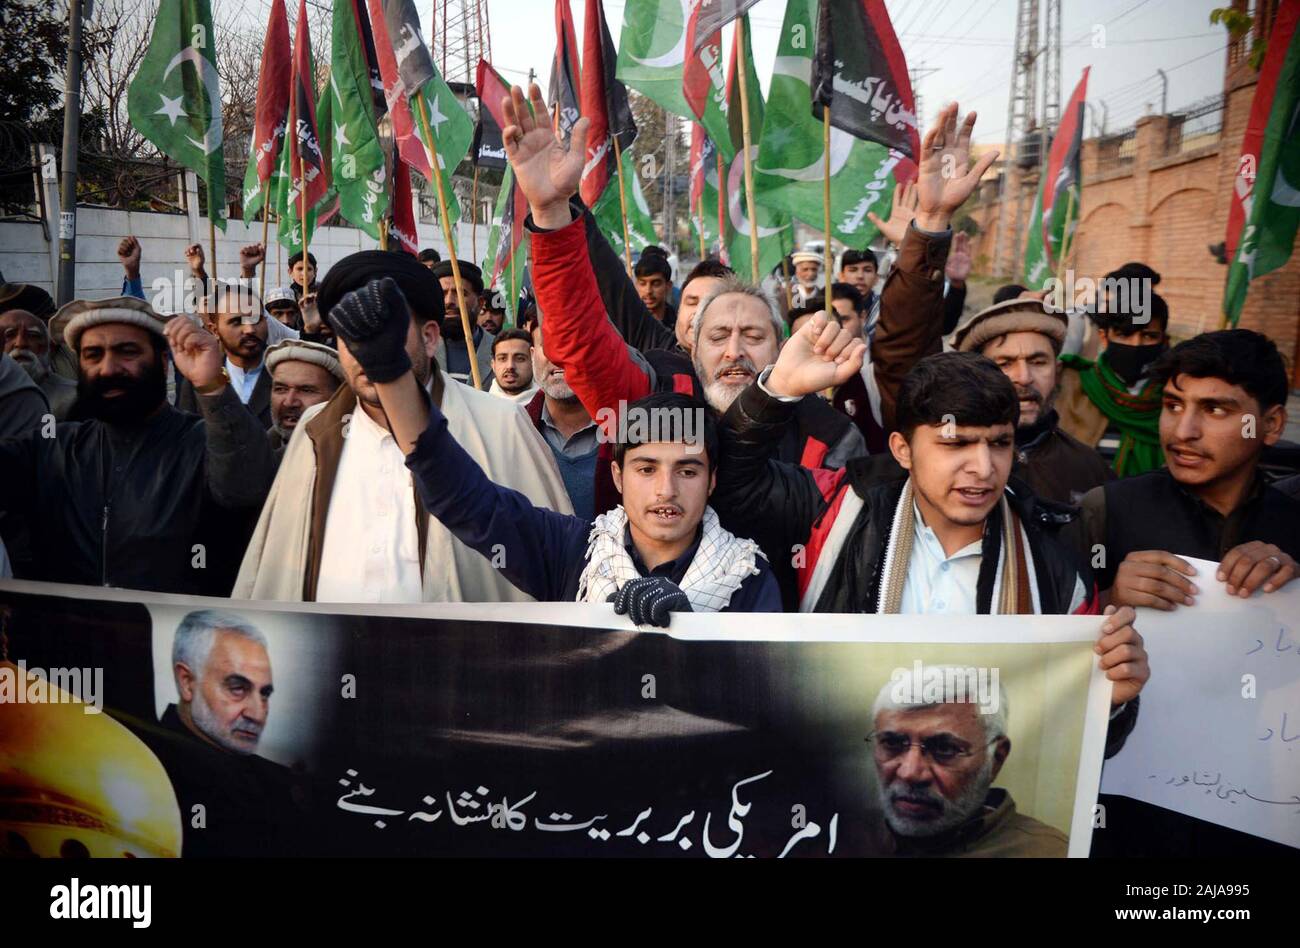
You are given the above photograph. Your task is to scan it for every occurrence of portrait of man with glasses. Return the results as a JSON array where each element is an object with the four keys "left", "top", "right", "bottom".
[{"left": 868, "top": 667, "right": 1067, "bottom": 857}]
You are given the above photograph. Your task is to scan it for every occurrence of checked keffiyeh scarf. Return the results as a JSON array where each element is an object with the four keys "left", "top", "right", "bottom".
[
  {"left": 1060, "top": 352, "right": 1164, "bottom": 477},
  {"left": 576, "top": 506, "right": 763, "bottom": 613}
]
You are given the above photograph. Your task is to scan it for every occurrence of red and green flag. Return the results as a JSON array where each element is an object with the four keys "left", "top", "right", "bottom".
[
  {"left": 240, "top": 0, "right": 290, "bottom": 223},
  {"left": 1224, "top": 0, "right": 1300, "bottom": 325},
  {"left": 1022, "top": 68, "right": 1089, "bottom": 289}
]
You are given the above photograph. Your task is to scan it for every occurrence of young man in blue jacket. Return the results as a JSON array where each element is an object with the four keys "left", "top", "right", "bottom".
[{"left": 323, "top": 277, "right": 781, "bottom": 626}]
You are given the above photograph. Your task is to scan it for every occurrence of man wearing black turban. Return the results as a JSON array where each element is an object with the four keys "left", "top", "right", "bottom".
[
  {"left": 234, "top": 251, "right": 573, "bottom": 603},
  {"left": 429, "top": 259, "right": 493, "bottom": 389}
]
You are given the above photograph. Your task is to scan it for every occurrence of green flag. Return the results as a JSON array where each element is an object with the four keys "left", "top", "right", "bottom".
[
  {"left": 725, "top": 15, "right": 794, "bottom": 280},
  {"left": 592, "top": 147, "right": 661, "bottom": 260},
  {"left": 753, "top": 0, "right": 902, "bottom": 250},
  {"left": 127, "top": 0, "right": 226, "bottom": 229},
  {"left": 273, "top": 130, "right": 320, "bottom": 253},
  {"left": 617, "top": 0, "right": 734, "bottom": 162},
  {"left": 1224, "top": 1, "right": 1300, "bottom": 324},
  {"left": 321, "top": 0, "right": 390, "bottom": 239},
  {"left": 1020, "top": 181, "right": 1050, "bottom": 288},
  {"left": 482, "top": 166, "right": 529, "bottom": 326}
]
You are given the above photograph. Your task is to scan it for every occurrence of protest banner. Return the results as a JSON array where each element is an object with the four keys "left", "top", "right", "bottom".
[
  {"left": 0, "top": 580, "right": 1111, "bottom": 858},
  {"left": 1101, "top": 558, "right": 1300, "bottom": 850}
]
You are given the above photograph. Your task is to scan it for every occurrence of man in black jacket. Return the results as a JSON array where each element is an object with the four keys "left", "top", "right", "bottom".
[
  {"left": 711, "top": 312, "right": 1147, "bottom": 750},
  {"left": 176, "top": 283, "right": 273, "bottom": 428},
  {"left": 953, "top": 296, "right": 1113, "bottom": 504},
  {"left": 1068, "top": 328, "right": 1297, "bottom": 858},
  {"left": 0, "top": 297, "right": 277, "bottom": 595}
]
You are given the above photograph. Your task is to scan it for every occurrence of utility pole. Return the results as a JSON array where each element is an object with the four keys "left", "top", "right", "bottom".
[
  {"left": 57, "top": 0, "right": 87, "bottom": 305},
  {"left": 662, "top": 110, "right": 675, "bottom": 253}
]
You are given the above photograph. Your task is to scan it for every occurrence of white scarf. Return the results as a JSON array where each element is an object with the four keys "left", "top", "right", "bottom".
[{"left": 576, "top": 506, "right": 763, "bottom": 613}]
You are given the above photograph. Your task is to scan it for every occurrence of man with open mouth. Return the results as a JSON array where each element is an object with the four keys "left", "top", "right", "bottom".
[{"left": 322, "top": 275, "right": 780, "bottom": 626}]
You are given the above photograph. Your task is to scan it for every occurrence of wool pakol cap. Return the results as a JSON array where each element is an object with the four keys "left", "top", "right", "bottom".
[
  {"left": 953, "top": 297, "right": 1068, "bottom": 353},
  {"left": 52, "top": 296, "right": 174, "bottom": 350},
  {"left": 790, "top": 251, "right": 822, "bottom": 266},
  {"left": 264, "top": 338, "right": 345, "bottom": 382}
]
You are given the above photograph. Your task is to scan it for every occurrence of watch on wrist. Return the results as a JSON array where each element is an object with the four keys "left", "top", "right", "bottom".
[{"left": 195, "top": 366, "right": 230, "bottom": 396}]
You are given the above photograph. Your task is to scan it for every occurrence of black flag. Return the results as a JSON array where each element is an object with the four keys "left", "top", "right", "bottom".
[
  {"left": 810, "top": 0, "right": 920, "bottom": 160},
  {"left": 472, "top": 107, "right": 507, "bottom": 170}
]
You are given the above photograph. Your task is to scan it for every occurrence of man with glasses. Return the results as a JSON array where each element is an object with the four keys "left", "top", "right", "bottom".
[{"left": 869, "top": 670, "right": 1067, "bottom": 857}]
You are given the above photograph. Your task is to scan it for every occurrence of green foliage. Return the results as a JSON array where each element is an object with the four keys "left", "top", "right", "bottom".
[{"left": 0, "top": 2, "right": 68, "bottom": 124}]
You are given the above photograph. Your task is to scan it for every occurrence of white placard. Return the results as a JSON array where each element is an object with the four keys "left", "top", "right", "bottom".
[{"left": 1101, "top": 557, "right": 1300, "bottom": 848}]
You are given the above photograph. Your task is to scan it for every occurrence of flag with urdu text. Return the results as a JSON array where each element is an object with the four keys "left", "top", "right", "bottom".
[
  {"left": 319, "top": 0, "right": 390, "bottom": 239},
  {"left": 1224, "top": 0, "right": 1300, "bottom": 325},
  {"left": 240, "top": 0, "right": 289, "bottom": 223},
  {"left": 754, "top": 0, "right": 912, "bottom": 251},
  {"left": 127, "top": 0, "right": 227, "bottom": 229}
]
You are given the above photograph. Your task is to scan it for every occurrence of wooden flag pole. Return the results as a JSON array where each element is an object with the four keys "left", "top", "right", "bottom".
[
  {"left": 822, "top": 106, "right": 833, "bottom": 289},
  {"left": 471, "top": 163, "right": 480, "bottom": 258},
  {"left": 734, "top": 16, "right": 760, "bottom": 282},
  {"left": 298, "top": 147, "right": 310, "bottom": 300},
  {"left": 697, "top": 193, "right": 705, "bottom": 259},
  {"left": 379, "top": 217, "right": 390, "bottom": 251},
  {"left": 1051, "top": 185, "right": 1078, "bottom": 312},
  {"left": 716, "top": 148, "right": 726, "bottom": 264},
  {"left": 417, "top": 93, "right": 483, "bottom": 390},
  {"left": 780, "top": 255, "right": 793, "bottom": 312},
  {"left": 258, "top": 178, "right": 272, "bottom": 301},
  {"left": 612, "top": 134, "right": 634, "bottom": 275}
]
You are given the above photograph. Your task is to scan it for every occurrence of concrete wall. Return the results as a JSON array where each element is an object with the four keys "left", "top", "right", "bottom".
[{"left": 0, "top": 205, "right": 488, "bottom": 308}]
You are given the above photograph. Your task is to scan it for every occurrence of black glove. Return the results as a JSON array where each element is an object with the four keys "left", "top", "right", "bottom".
[
  {"left": 608, "top": 576, "right": 692, "bottom": 627},
  {"left": 326, "top": 276, "right": 412, "bottom": 383}
]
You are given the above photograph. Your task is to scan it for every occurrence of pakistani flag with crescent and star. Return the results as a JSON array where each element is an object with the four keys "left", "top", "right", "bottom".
[
  {"left": 616, "top": 0, "right": 732, "bottom": 160},
  {"left": 754, "top": 0, "right": 912, "bottom": 251},
  {"left": 316, "top": 0, "right": 389, "bottom": 239},
  {"left": 128, "top": 0, "right": 226, "bottom": 229}
]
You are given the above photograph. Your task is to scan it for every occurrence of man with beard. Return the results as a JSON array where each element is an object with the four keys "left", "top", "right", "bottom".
[
  {"left": 177, "top": 283, "right": 272, "bottom": 427},
  {"left": 0, "top": 281, "right": 73, "bottom": 380},
  {"left": 0, "top": 308, "right": 77, "bottom": 419},
  {"left": 478, "top": 287, "right": 507, "bottom": 336},
  {"left": 233, "top": 250, "right": 571, "bottom": 603},
  {"left": 502, "top": 83, "right": 864, "bottom": 483},
  {"left": 265, "top": 339, "right": 344, "bottom": 455},
  {"left": 953, "top": 297, "right": 1113, "bottom": 504},
  {"left": 789, "top": 251, "right": 823, "bottom": 307},
  {"left": 0, "top": 297, "right": 277, "bottom": 594},
  {"left": 488, "top": 328, "right": 539, "bottom": 404},
  {"left": 129, "top": 608, "right": 310, "bottom": 857},
  {"left": 869, "top": 673, "right": 1066, "bottom": 857},
  {"left": 323, "top": 278, "right": 778, "bottom": 623},
  {"left": 1056, "top": 268, "right": 1169, "bottom": 477},
  {"left": 431, "top": 259, "right": 493, "bottom": 389},
  {"left": 1070, "top": 329, "right": 1297, "bottom": 859}
]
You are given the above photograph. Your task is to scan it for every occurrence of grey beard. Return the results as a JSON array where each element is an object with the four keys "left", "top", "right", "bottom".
[
  {"left": 11, "top": 350, "right": 49, "bottom": 383},
  {"left": 703, "top": 378, "right": 746, "bottom": 413},
  {"left": 540, "top": 374, "right": 576, "bottom": 401},
  {"left": 189, "top": 688, "right": 261, "bottom": 755},
  {"left": 878, "top": 756, "right": 994, "bottom": 839}
]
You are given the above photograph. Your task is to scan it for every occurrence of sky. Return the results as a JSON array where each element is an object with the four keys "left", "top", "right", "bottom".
[
  {"left": 227, "top": 0, "right": 1234, "bottom": 147},
  {"left": 442, "top": 0, "right": 1232, "bottom": 147}
]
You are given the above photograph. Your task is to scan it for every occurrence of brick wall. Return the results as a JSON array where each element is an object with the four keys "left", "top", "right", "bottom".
[{"left": 968, "top": 50, "right": 1300, "bottom": 386}]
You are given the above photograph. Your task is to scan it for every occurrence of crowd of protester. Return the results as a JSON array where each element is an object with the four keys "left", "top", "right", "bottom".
[{"left": 1, "top": 84, "right": 1296, "bottom": 858}]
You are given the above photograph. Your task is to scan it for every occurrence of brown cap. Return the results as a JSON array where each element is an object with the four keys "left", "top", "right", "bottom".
[
  {"left": 952, "top": 297, "right": 1068, "bottom": 353},
  {"left": 51, "top": 296, "right": 174, "bottom": 351}
]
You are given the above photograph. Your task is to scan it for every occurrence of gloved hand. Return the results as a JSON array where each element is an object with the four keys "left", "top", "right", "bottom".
[
  {"left": 326, "top": 276, "right": 412, "bottom": 383},
  {"left": 608, "top": 576, "right": 693, "bottom": 627}
]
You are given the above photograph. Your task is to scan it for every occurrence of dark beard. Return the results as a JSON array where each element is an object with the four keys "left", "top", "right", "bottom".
[{"left": 74, "top": 354, "right": 167, "bottom": 425}]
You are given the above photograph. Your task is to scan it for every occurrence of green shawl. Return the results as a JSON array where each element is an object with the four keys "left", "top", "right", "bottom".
[{"left": 1059, "top": 353, "right": 1164, "bottom": 477}]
